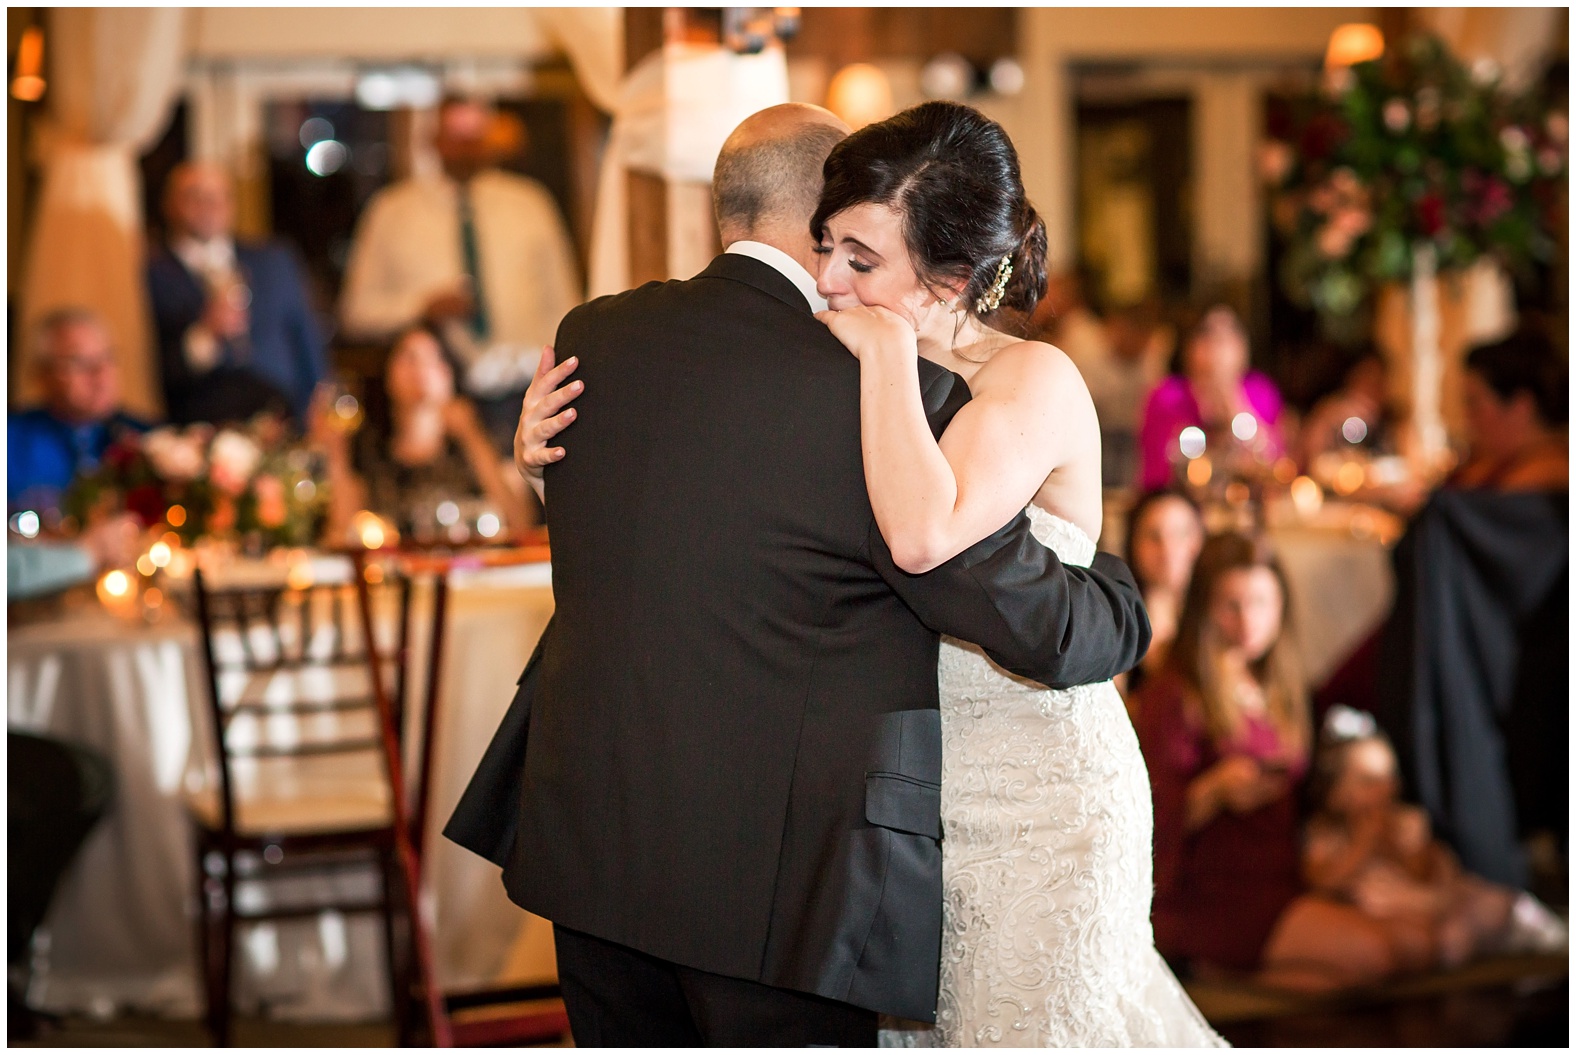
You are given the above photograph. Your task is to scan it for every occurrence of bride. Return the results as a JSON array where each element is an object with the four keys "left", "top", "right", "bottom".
[
  {"left": 517, "top": 101, "right": 1222, "bottom": 1047},
  {"left": 810, "top": 101, "right": 1221, "bottom": 1048}
]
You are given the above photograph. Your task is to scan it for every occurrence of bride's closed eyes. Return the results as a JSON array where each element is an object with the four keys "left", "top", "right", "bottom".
[{"left": 814, "top": 243, "right": 876, "bottom": 273}]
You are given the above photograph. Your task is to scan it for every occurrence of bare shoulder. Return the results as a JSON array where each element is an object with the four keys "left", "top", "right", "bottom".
[{"left": 972, "top": 339, "right": 1095, "bottom": 416}]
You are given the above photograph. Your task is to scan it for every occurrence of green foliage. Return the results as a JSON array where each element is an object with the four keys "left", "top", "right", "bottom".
[{"left": 1264, "top": 34, "right": 1566, "bottom": 340}]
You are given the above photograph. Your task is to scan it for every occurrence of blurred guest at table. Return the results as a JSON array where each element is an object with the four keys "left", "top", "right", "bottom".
[
  {"left": 8, "top": 730, "right": 112, "bottom": 1039},
  {"left": 1296, "top": 348, "right": 1397, "bottom": 470},
  {"left": 1136, "top": 532, "right": 1398, "bottom": 992},
  {"left": 339, "top": 96, "right": 581, "bottom": 449},
  {"left": 1304, "top": 706, "right": 1567, "bottom": 972},
  {"left": 1092, "top": 302, "right": 1173, "bottom": 489},
  {"left": 8, "top": 309, "right": 150, "bottom": 518},
  {"left": 7, "top": 514, "right": 140, "bottom": 601},
  {"left": 319, "top": 327, "right": 530, "bottom": 543},
  {"left": 1447, "top": 329, "right": 1568, "bottom": 491},
  {"left": 147, "top": 162, "right": 327, "bottom": 427},
  {"left": 1137, "top": 304, "right": 1285, "bottom": 490},
  {"left": 1121, "top": 489, "right": 1204, "bottom": 698}
]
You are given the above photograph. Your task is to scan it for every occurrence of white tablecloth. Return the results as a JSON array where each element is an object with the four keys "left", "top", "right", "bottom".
[{"left": 8, "top": 562, "right": 556, "bottom": 1021}]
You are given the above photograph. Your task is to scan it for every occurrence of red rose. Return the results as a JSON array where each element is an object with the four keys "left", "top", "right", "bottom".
[
  {"left": 1417, "top": 193, "right": 1446, "bottom": 237},
  {"left": 102, "top": 439, "right": 141, "bottom": 474},
  {"left": 124, "top": 484, "right": 168, "bottom": 527}
]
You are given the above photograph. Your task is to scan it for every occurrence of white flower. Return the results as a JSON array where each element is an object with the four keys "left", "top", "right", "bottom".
[
  {"left": 1471, "top": 58, "right": 1501, "bottom": 86},
  {"left": 1383, "top": 98, "right": 1411, "bottom": 134},
  {"left": 143, "top": 427, "right": 206, "bottom": 482},
  {"left": 208, "top": 430, "right": 262, "bottom": 495},
  {"left": 1500, "top": 126, "right": 1531, "bottom": 154}
]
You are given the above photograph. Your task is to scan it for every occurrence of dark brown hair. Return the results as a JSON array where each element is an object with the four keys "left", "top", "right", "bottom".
[{"left": 811, "top": 101, "right": 1048, "bottom": 320}]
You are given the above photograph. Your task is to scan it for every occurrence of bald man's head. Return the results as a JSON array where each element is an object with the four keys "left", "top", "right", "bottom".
[
  {"left": 164, "top": 161, "right": 235, "bottom": 241},
  {"left": 713, "top": 104, "right": 850, "bottom": 247}
]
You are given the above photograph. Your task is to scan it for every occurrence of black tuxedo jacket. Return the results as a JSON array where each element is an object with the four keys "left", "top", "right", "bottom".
[{"left": 444, "top": 253, "right": 1149, "bottom": 1021}]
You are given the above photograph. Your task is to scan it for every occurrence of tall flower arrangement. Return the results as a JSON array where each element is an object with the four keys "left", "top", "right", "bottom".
[{"left": 1263, "top": 34, "right": 1566, "bottom": 340}]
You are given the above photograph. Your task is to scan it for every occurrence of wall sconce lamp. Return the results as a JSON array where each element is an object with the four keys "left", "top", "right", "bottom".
[{"left": 11, "top": 25, "right": 45, "bottom": 103}]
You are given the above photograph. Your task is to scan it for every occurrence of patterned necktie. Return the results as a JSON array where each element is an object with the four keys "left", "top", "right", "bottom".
[{"left": 457, "top": 182, "right": 492, "bottom": 342}]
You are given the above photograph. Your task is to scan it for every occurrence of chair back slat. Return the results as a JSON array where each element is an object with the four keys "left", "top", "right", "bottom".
[{"left": 192, "top": 561, "right": 412, "bottom": 840}]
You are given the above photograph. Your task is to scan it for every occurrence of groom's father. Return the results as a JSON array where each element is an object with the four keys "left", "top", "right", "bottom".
[{"left": 446, "top": 104, "right": 1150, "bottom": 1045}]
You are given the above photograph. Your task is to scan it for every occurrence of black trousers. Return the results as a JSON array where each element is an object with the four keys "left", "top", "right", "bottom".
[
  {"left": 8, "top": 731, "right": 113, "bottom": 964},
  {"left": 553, "top": 924, "right": 876, "bottom": 1047}
]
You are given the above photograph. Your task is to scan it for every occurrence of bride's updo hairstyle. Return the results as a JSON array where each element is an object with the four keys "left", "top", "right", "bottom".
[{"left": 811, "top": 101, "right": 1049, "bottom": 322}]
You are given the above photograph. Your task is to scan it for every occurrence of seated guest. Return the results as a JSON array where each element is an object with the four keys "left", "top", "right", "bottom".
[
  {"left": 1447, "top": 329, "right": 1567, "bottom": 491},
  {"left": 1304, "top": 706, "right": 1567, "bottom": 971},
  {"left": 1121, "top": 489, "right": 1204, "bottom": 697},
  {"left": 9, "top": 730, "right": 112, "bottom": 1040},
  {"left": 1136, "top": 532, "right": 1398, "bottom": 992},
  {"left": 1320, "top": 328, "right": 1567, "bottom": 888},
  {"left": 8, "top": 309, "right": 150, "bottom": 517},
  {"left": 8, "top": 514, "right": 140, "bottom": 601},
  {"left": 320, "top": 327, "right": 530, "bottom": 542},
  {"left": 1137, "top": 304, "right": 1285, "bottom": 490},
  {"left": 147, "top": 162, "right": 327, "bottom": 427},
  {"left": 1296, "top": 349, "right": 1397, "bottom": 469}
]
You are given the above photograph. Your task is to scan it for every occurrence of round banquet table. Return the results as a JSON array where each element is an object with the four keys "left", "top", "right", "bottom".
[{"left": 8, "top": 559, "right": 557, "bottom": 1022}]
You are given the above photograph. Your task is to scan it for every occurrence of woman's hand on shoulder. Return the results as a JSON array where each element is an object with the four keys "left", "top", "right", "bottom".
[
  {"left": 814, "top": 305, "right": 917, "bottom": 361},
  {"left": 514, "top": 345, "right": 582, "bottom": 484}
]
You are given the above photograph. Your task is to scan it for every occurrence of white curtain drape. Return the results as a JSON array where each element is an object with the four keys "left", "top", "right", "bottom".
[
  {"left": 587, "top": 44, "right": 790, "bottom": 298},
  {"left": 534, "top": 7, "right": 622, "bottom": 116},
  {"left": 16, "top": 7, "right": 188, "bottom": 419}
]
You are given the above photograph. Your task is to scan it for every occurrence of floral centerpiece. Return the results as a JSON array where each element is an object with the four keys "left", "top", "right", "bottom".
[
  {"left": 64, "top": 415, "right": 329, "bottom": 549},
  {"left": 1262, "top": 34, "right": 1566, "bottom": 341}
]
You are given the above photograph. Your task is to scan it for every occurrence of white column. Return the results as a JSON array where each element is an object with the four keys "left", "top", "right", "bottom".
[
  {"left": 1018, "top": 9, "right": 1075, "bottom": 271},
  {"left": 1191, "top": 71, "right": 1262, "bottom": 292}
]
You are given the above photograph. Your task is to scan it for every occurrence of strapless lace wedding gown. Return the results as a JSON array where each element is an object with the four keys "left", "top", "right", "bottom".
[{"left": 883, "top": 507, "right": 1224, "bottom": 1047}]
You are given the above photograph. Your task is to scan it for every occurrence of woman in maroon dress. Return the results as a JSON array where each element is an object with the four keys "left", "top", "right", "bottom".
[{"left": 1135, "top": 533, "right": 1400, "bottom": 992}]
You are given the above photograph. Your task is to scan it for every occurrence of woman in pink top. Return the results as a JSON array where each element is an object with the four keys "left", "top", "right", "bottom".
[{"left": 1138, "top": 304, "right": 1285, "bottom": 490}]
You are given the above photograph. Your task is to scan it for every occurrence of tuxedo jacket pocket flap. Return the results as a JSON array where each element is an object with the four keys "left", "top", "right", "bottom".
[{"left": 865, "top": 772, "right": 941, "bottom": 839}]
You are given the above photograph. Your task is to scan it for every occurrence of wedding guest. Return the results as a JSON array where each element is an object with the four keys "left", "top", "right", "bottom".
[
  {"left": 1296, "top": 349, "right": 1396, "bottom": 469},
  {"left": 1136, "top": 532, "right": 1399, "bottom": 992},
  {"left": 8, "top": 514, "right": 140, "bottom": 601},
  {"left": 8, "top": 309, "right": 150, "bottom": 517},
  {"left": 147, "top": 162, "right": 327, "bottom": 426},
  {"left": 1121, "top": 489, "right": 1204, "bottom": 697},
  {"left": 1137, "top": 304, "right": 1285, "bottom": 489},
  {"left": 8, "top": 731, "right": 112, "bottom": 1040},
  {"left": 1304, "top": 706, "right": 1567, "bottom": 972},
  {"left": 1447, "top": 329, "right": 1567, "bottom": 491},
  {"left": 319, "top": 327, "right": 530, "bottom": 543},
  {"left": 338, "top": 96, "right": 580, "bottom": 448}
]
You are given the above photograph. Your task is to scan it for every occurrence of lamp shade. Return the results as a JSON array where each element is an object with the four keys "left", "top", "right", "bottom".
[
  {"left": 1325, "top": 23, "right": 1384, "bottom": 69},
  {"left": 826, "top": 63, "right": 894, "bottom": 129}
]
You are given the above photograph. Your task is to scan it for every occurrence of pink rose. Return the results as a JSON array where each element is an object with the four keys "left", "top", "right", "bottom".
[{"left": 254, "top": 474, "right": 288, "bottom": 529}]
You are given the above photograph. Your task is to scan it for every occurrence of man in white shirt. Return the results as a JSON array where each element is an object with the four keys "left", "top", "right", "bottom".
[{"left": 339, "top": 97, "right": 582, "bottom": 447}]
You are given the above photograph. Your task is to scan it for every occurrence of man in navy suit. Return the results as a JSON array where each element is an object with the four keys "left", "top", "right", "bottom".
[{"left": 146, "top": 163, "right": 327, "bottom": 427}]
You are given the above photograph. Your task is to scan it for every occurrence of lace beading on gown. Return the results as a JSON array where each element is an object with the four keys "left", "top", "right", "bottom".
[{"left": 883, "top": 507, "right": 1225, "bottom": 1047}]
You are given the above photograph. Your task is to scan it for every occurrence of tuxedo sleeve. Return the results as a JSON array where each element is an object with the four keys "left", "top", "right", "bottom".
[{"left": 869, "top": 366, "right": 1151, "bottom": 689}]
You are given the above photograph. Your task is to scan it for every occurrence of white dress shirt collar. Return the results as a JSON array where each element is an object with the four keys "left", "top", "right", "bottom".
[
  {"left": 724, "top": 240, "right": 827, "bottom": 313},
  {"left": 170, "top": 234, "right": 237, "bottom": 279}
]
